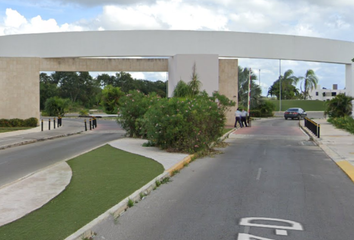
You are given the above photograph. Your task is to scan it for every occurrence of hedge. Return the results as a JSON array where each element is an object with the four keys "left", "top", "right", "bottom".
[{"left": 0, "top": 118, "right": 38, "bottom": 127}]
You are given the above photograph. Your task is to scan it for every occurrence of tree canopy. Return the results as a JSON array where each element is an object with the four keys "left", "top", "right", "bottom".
[{"left": 40, "top": 71, "right": 167, "bottom": 112}]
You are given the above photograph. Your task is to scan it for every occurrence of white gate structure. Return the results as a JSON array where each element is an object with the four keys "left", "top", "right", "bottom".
[{"left": 1, "top": 30, "right": 354, "bottom": 125}]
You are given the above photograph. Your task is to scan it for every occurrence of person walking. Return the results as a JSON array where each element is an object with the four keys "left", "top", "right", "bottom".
[
  {"left": 241, "top": 109, "right": 248, "bottom": 127},
  {"left": 234, "top": 108, "right": 243, "bottom": 128}
]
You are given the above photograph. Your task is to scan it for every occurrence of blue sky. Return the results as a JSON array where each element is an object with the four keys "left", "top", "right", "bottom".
[{"left": 1, "top": 0, "right": 353, "bottom": 95}]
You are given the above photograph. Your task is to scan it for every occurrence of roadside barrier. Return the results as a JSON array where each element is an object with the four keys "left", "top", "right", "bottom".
[
  {"left": 41, "top": 117, "right": 63, "bottom": 131},
  {"left": 304, "top": 117, "right": 320, "bottom": 138},
  {"left": 85, "top": 117, "right": 98, "bottom": 131}
]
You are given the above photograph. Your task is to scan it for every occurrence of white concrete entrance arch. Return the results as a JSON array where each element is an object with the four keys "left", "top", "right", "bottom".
[{"left": 1, "top": 30, "right": 354, "bottom": 123}]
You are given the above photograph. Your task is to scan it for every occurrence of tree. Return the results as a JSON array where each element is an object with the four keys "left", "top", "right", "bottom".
[
  {"left": 267, "top": 69, "right": 300, "bottom": 100},
  {"left": 44, "top": 97, "right": 70, "bottom": 116},
  {"left": 173, "top": 63, "right": 202, "bottom": 98},
  {"left": 101, "top": 85, "right": 124, "bottom": 114},
  {"left": 40, "top": 73, "right": 59, "bottom": 110},
  {"left": 238, "top": 67, "right": 262, "bottom": 109},
  {"left": 298, "top": 69, "right": 318, "bottom": 99},
  {"left": 325, "top": 93, "right": 353, "bottom": 118}
]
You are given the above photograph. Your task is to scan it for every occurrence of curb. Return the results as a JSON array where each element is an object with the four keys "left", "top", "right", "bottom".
[
  {"left": 299, "top": 121, "right": 354, "bottom": 184},
  {"left": 65, "top": 171, "right": 170, "bottom": 240},
  {"left": 66, "top": 129, "right": 235, "bottom": 240},
  {"left": 0, "top": 131, "right": 84, "bottom": 151}
]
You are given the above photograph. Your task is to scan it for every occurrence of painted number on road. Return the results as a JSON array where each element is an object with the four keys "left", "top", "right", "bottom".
[{"left": 237, "top": 217, "right": 303, "bottom": 240}]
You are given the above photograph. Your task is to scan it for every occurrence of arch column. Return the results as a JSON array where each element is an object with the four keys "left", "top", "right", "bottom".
[
  {"left": 345, "top": 63, "right": 354, "bottom": 117},
  {"left": 0, "top": 58, "right": 40, "bottom": 120}
]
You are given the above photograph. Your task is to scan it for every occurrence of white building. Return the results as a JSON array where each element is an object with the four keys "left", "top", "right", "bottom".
[{"left": 309, "top": 84, "right": 346, "bottom": 101}]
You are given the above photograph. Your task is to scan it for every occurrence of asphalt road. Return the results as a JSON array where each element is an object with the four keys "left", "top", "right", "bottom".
[
  {"left": 0, "top": 119, "right": 125, "bottom": 187},
  {"left": 92, "top": 118, "right": 354, "bottom": 240}
]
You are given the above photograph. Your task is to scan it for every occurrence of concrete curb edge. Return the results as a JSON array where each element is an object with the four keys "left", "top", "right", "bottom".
[{"left": 298, "top": 121, "right": 354, "bottom": 183}]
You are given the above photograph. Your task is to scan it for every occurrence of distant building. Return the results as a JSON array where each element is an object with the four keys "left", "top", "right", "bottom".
[{"left": 308, "top": 84, "right": 346, "bottom": 101}]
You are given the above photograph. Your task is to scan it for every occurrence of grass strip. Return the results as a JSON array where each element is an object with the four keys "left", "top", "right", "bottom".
[
  {"left": 328, "top": 116, "right": 354, "bottom": 134},
  {"left": 0, "top": 144, "right": 164, "bottom": 240},
  {"left": 0, "top": 127, "right": 33, "bottom": 133},
  {"left": 269, "top": 99, "right": 326, "bottom": 111}
]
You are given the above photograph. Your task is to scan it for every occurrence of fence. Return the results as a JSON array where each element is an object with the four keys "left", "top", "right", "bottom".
[{"left": 304, "top": 117, "right": 320, "bottom": 138}]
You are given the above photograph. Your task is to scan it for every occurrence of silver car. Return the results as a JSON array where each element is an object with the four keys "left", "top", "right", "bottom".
[{"left": 284, "top": 108, "right": 307, "bottom": 120}]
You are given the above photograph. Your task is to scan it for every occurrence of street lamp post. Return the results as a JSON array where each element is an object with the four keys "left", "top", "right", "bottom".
[
  {"left": 248, "top": 68, "right": 252, "bottom": 115},
  {"left": 258, "top": 69, "right": 261, "bottom": 95}
]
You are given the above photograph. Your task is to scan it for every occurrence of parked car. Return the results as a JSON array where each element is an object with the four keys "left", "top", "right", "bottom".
[{"left": 284, "top": 108, "right": 307, "bottom": 120}]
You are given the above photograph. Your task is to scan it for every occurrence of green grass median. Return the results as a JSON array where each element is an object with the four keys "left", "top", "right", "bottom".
[{"left": 0, "top": 144, "right": 164, "bottom": 240}]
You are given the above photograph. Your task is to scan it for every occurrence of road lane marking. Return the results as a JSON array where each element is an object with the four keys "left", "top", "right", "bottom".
[
  {"left": 239, "top": 217, "right": 303, "bottom": 231},
  {"left": 263, "top": 149, "right": 266, "bottom": 155},
  {"left": 256, "top": 168, "right": 262, "bottom": 180},
  {"left": 275, "top": 229, "right": 288, "bottom": 236}
]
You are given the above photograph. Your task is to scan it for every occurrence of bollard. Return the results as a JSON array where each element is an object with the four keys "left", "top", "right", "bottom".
[
  {"left": 41, "top": 119, "right": 43, "bottom": 131},
  {"left": 49, "top": 119, "right": 51, "bottom": 130},
  {"left": 85, "top": 119, "right": 87, "bottom": 131},
  {"left": 92, "top": 118, "right": 95, "bottom": 129},
  {"left": 54, "top": 118, "right": 56, "bottom": 129},
  {"left": 89, "top": 119, "right": 92, "bottom": 130}
]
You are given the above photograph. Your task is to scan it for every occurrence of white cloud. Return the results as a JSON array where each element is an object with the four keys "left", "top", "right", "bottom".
[{"left": 0, "top": 8, "right": 83, "bottom": 35}]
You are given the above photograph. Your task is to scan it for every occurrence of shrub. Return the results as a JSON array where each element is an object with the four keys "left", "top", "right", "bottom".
[
  {"left": 325, "top": 94, "right": 353, "bottom": 118},
  {"left": 44, "top": 97, "right": 70, "bottom": 117},
  {"left": 328, "top": 116, "right": 354, "bottom": 134},
  {"left": 24, "top": 117, "right": 38, "bottom": 127},
  {"left": 257, "top": 100, "right": 275, "bottom": 117},
  {"left": 141, "top": 92, "right": 234, "bottom": 153},
  {"left": 101, "top": 85, "right": 124, "bottom": 114},
  {"left": 79, "top": 109, "right": 89, "bottom": 116},
  {"left": 250, "top": 110, "right": 261, "bottom": 117},
  {"left": 118, "top": 90, "right": 235, "bottom": 153},
  {"left": 0, "top": 118, "right": 38, "bottom": 127},
  {"left": 118, "top": 91, "right": 159, "bottom": 137}
]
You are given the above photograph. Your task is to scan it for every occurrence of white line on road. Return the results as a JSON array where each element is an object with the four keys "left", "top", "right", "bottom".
[{"left": 256, "top": 168, "right": 262, "bottom": 180}]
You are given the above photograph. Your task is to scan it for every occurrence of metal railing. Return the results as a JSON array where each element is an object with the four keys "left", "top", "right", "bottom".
[{"left": 304, "top": 117, "right": 320, "bottom": 138}]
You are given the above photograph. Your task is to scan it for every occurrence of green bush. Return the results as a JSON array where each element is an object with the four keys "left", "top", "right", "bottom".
[
  {"left": 255, "top": 100, "right": 275, "bottom": 117},
  {"left": 118, "top": 90, "right": 235, "bottom": 153},
  {"left": 101, "top": 85, "right": 124, "bottom": 114},
  {"left": 325, "top": 94, "right": 353, "bottom": 118},
  {"left": 328, "top": 116, "right": 354, "bottom": 134},
  {"left": 24, "top": 117, "right": 38, "bottom": 127},
  {"left": 44, "top": 97, "right": 70, "bottom": 117},
  {"left": 118, "top": 90, "right": 157, "bottom": 137},
  {"left": 79, "top": 109, "right": 89, "bottom": 116},
  {"left": 141, "top": 92, "right": 234, "bottom": 153},
  {"left": 250, "top": 110, "right": 261, "bottom": 117},
  {"left": 0, "top": 118, "right": 38, "bottom": 127}
]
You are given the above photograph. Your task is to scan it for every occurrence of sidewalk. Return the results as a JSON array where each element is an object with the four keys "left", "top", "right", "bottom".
[
  {"left": 0, "top": 118, "right": 354, "bottom": 239},
  {"left": 299, "top": 118, "right": 354, "bottom": 182},
  {"left": 0, "top": 119, "right": 85, "bottom": 150}
]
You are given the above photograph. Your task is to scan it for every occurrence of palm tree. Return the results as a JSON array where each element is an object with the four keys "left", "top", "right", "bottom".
[
  {"left": 325, "top": 93, "right": 353, "bottom": 118},
  {"left": 298, "top": 69, "right": 318, "bottom": 100},
  {"left": 267, "top": 69, "right": 300, "bottom": 100},
  {"left": 238, "top": 67, "right": 261, "bottom": 108}
]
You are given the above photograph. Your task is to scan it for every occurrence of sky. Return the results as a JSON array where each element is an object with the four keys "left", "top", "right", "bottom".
[{"left": 1, "top": 0, "right": 354, "bottom": 96}]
